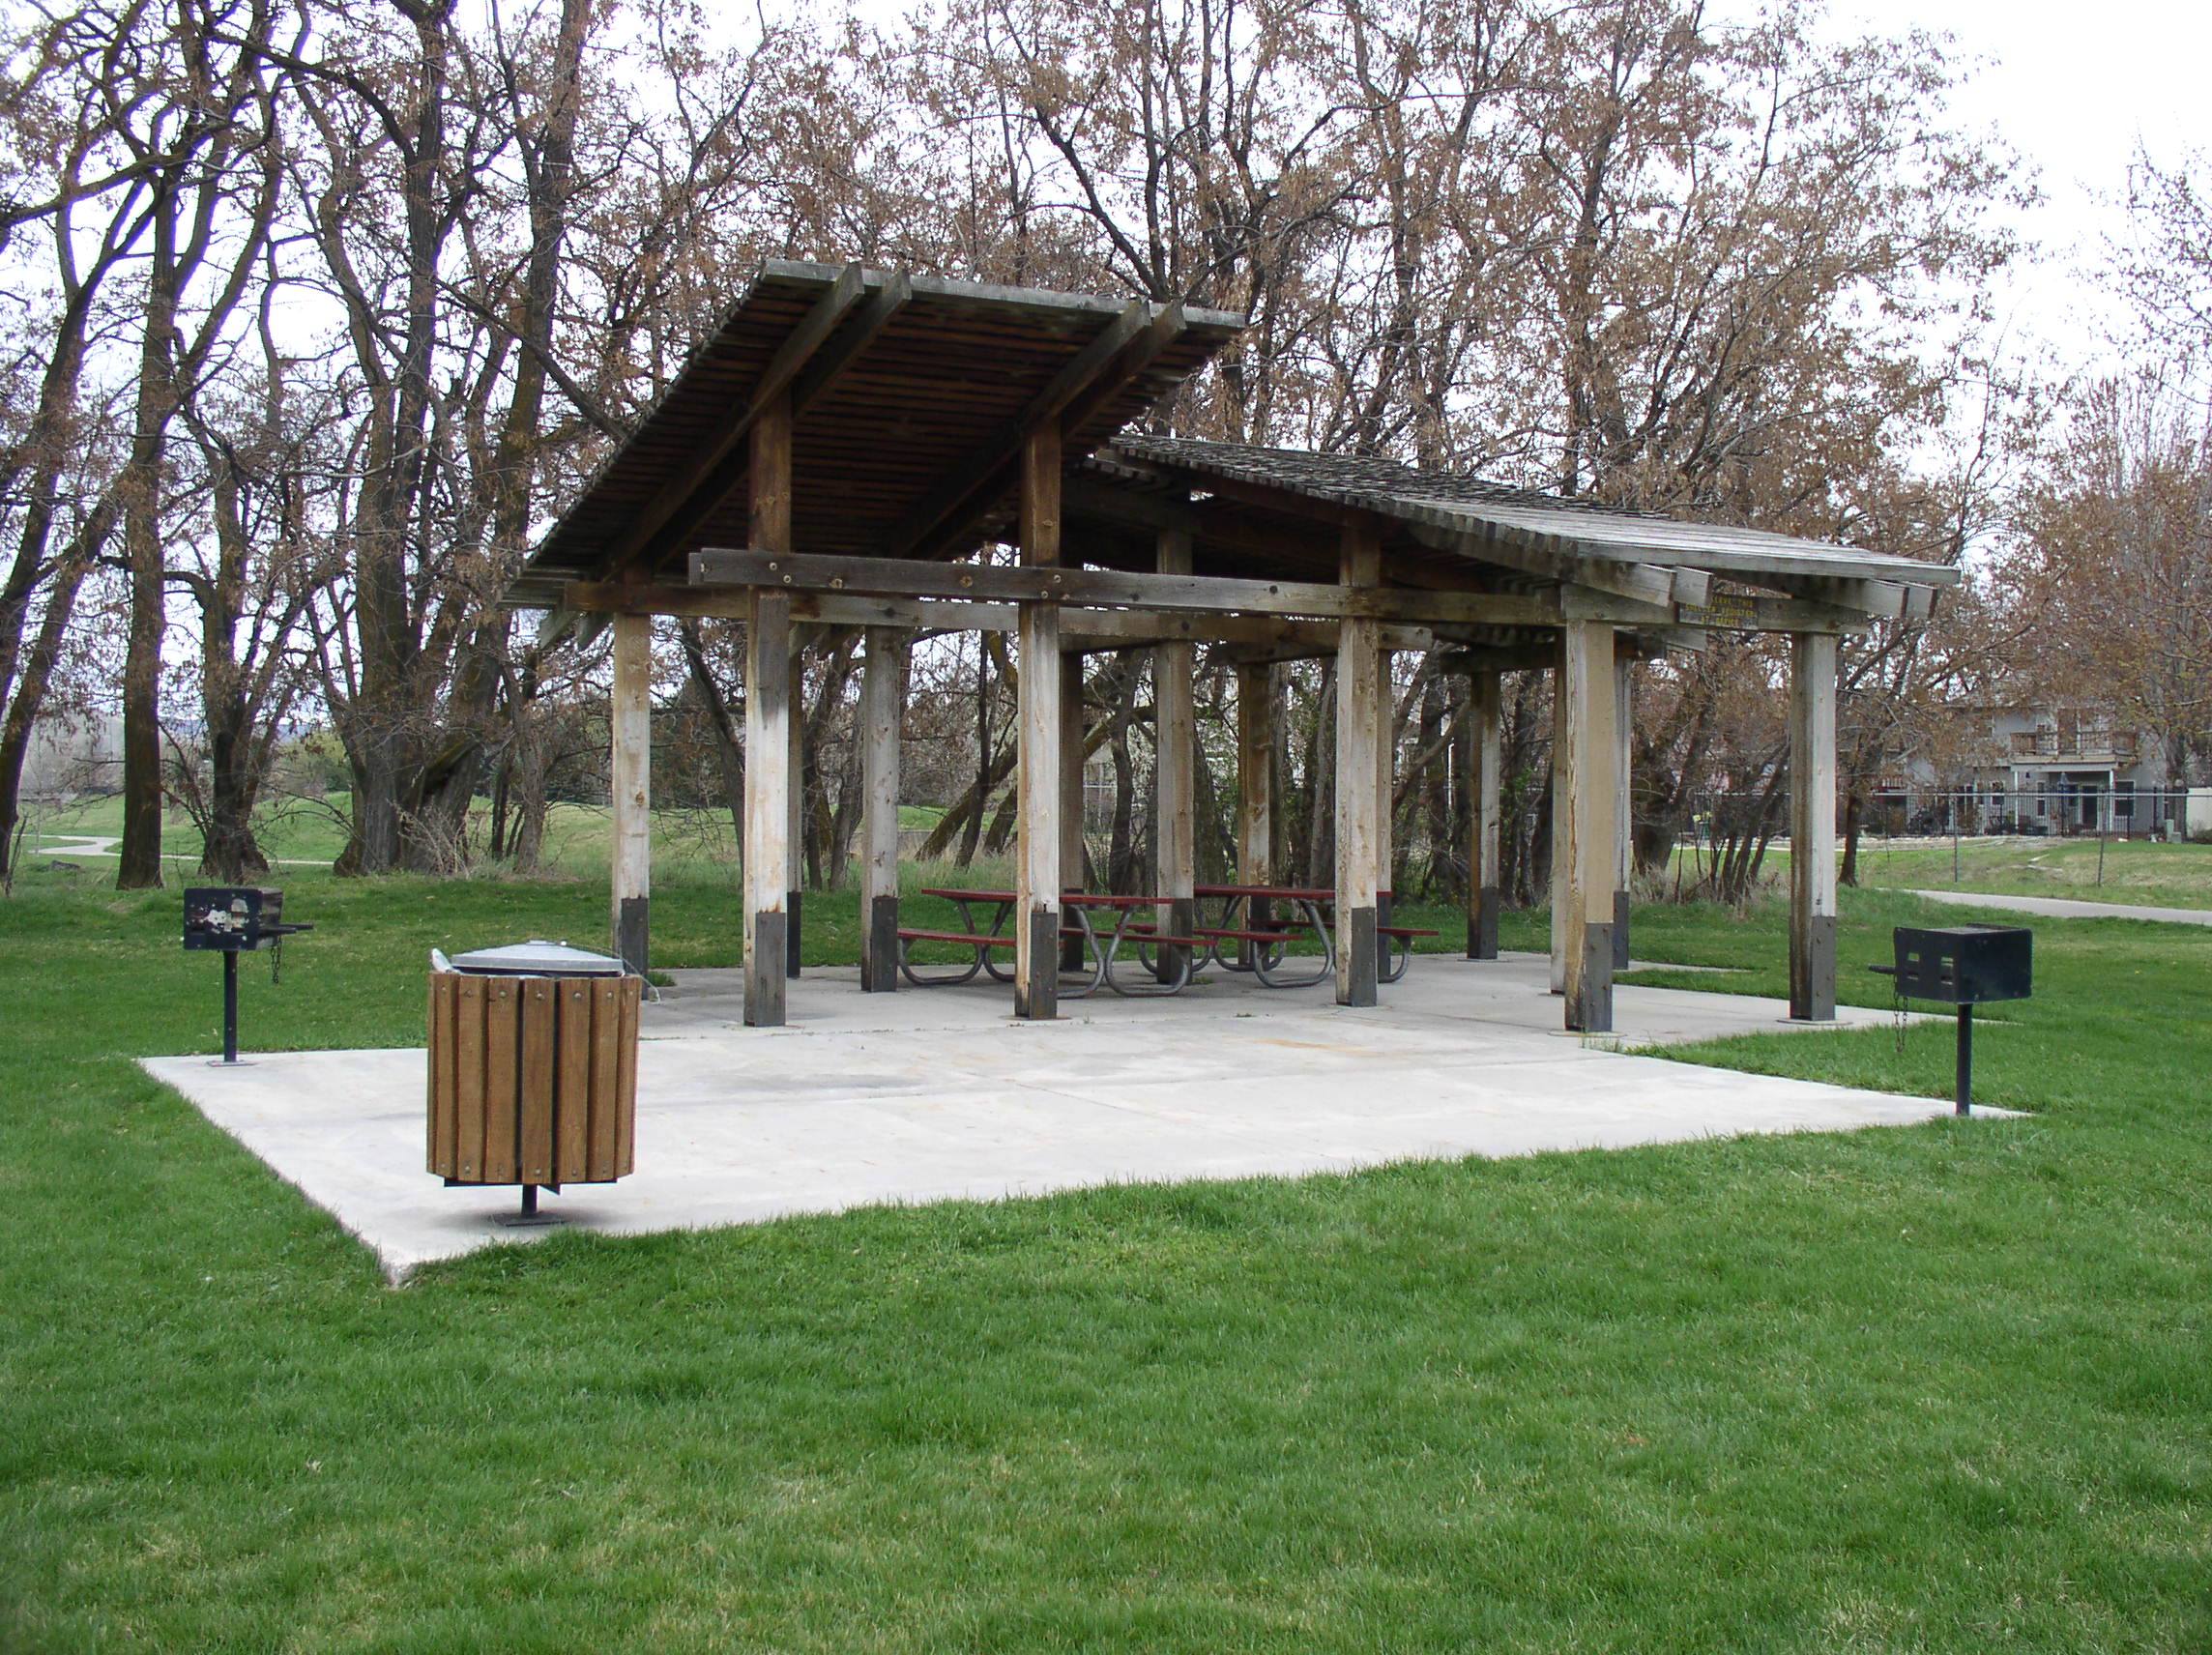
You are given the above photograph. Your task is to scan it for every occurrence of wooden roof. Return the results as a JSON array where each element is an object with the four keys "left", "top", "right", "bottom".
[
  {"left": 1077, "top": 437, "right": 1959, "bottom": 619},
  {"left": 507, "top": 262, "right": 1244, "bottom": 607}
]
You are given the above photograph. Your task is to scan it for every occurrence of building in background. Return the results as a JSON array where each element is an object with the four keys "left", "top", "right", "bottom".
[{"left": 1879, "top": 704, "right": 2210, "bottom": 838}]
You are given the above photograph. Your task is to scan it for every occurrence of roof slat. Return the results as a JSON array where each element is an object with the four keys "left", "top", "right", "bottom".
[{"left": 1105, "top": 436, "right": 1960, "bottom": 611}]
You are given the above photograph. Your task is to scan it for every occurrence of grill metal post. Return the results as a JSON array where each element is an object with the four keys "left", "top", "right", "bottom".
[
  {"left": 1955, "top": 1003, "right": 1973, "bottom": 1117},
  {"left": 221, "top": 951, "right": 240, "bottom": 1064}
]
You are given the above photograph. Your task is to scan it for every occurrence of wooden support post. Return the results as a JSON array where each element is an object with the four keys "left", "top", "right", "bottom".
[
  {"left": 859, "top": 626, "right": 904, "bottom": 992},
  {"left": 1466, "top": 670, "right": 1502, "bottom": 959},
  {"left": 1789, "top": 630, "right": 1840, "bottom": 1021},
  {"left": 610, "top": 612, "right": 652, "bottom": 976},
  {"left": 786, "top": 653, "right": 804, "bottom": 977},
  {"left": 1153, "top": 529, "right": 1196, "bottom": 977},
  {"left": 743, "top": 595, "right": 792, "bottom": 1026},
  {"left": 1236, "top": 660, "right": 1275, "bottom": 963},
  {"left": 1059, "top": 651, "right": 1088, "bottom": 970},
  {"left": 1560, "top": 620, "right": 1621, "bottom": 1032},
  {"left": 1335, "top": 525, "right": 1383, "bottom": 1006},
  {"left": 743, "top": 391, "right": 793, "bottom": 1027},
  {"left": 1550, "top": 643, "right": 1568, "bottom": 994},
  {"left": 1614, "top": 644, "right": 1635, "bottom": 973},
  {"left": 1014, "top": 425, "right": 1062, "bottom": 1019},
  {"left": 1377, "top": 650, "right": 1395, "bottom": 932}
]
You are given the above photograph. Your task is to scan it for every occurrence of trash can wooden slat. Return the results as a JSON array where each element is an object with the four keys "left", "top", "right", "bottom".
[{"left": 427, "top": 971, "right": 638, "bottom": 1186}]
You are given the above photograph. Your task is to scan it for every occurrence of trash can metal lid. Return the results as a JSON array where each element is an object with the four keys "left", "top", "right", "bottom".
[{"left": 447, "top": 939, "right": 628, "bottom": 976}]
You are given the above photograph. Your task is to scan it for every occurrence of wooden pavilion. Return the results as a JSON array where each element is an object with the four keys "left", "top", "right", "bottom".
[{"left": 507, "top": 260, "right": 1958, "bottom": 1034}]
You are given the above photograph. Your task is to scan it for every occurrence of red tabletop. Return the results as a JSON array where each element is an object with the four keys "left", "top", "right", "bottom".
[{"left": 1196, "top": 884, "right": 1337, "bottom": 902}]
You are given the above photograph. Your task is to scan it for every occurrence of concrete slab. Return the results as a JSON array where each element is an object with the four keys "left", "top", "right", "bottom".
[{"left": 142, "top": 955, "right": 1982, "bottom": 1283}]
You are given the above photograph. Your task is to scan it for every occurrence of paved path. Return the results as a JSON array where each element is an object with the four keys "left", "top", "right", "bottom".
[
  {"left": 1902, "top": 888, "right": 2212, "bottom": 927},
  {"left": 146, "top": 956, "right": 1984, "bottom": 1282},
  {"left": 31, "top": 833, "right": 330, "bottom": 868}
]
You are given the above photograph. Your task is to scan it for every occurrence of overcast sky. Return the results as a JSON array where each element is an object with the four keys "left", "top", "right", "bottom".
[{"left": 1785, "top": 0, "right": 2212, "bottom": 374}]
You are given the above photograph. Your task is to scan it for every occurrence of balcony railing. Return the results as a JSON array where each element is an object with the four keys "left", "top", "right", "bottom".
[{"left": 2007, "top": 730, "right": 2138, "bottom": 760}]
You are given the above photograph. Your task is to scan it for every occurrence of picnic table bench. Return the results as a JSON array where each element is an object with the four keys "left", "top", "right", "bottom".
[
  {"left": 901, "top": 886, "right": 1441, "bottom": 997},
  {"left": 1192, "top": 884, "right": 1338, "bottom": 986},
  {"left": 1193, "top": 886, "right": 1439, "bottom": 983},
  {"left": 903, "top": 889, "right": 1199, "bottom": 996}
]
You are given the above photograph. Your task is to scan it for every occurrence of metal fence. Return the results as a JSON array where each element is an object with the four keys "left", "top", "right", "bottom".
[
  {"left": 1654, "top": 785, "right": 2212, "bottom": 902},
  {"left": 1852, "top": 786, "right": 2211, "bottom": 843}
]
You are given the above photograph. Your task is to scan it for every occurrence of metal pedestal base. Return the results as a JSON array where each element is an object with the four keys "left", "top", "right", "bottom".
[{"left": 493, "top": 1183, "right": 568, "bottom": 1228}]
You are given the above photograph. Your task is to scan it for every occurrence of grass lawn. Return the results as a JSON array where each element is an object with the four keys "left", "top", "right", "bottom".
[
  {"left": 1848, "top": 835, "right": 2212, "bottom": 912},
  {"left": 15, "top": 797, "right": 947, "bottom": 882},
  {"left": 2, "top": 865, "right": 2208, "bottom": 1652},
  {"left": 14, "top": 795, "right": 713, "bottom": 872}
]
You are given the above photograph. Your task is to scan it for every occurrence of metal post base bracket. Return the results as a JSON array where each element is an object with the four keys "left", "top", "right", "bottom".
[{"left": 493, "top": 1184, "right": 569, "bottom": 1228}]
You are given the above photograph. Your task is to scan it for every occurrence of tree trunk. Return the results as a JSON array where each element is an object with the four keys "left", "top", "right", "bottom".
[
  {"left": 0, "top": 506, "right": 107, "bottom": 883},
  {"left": 116, "top": 206, "right": 187, "bottom": 891},
  {"left": 678, "top": 620, "right": 746, "bottom": 844}
]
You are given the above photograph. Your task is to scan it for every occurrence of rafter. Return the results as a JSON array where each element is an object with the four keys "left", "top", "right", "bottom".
[
  {"left": 598, "top": 264, "right": 900, "bottom": 577},
  {"left": 885, "top": 301, "right": 1183, "bottom": 562}
]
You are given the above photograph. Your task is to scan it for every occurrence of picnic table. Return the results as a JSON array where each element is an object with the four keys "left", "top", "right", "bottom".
[
  {"left": 1191, "top": 884, "right": 1337, "bottom": 987},
  {"left": 904, "top": 889, "right": 1200, "bottom": 997},
  {"left": 1193, "top": 885, "right": 1440, "bottom": 984},
  {"left": 902, "top": 886, "right": 1442, "bottom": 997}
]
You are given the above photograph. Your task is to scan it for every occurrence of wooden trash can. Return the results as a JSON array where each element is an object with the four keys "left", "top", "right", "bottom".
[{"left": 426, "top": 970, "right": 639, "bottom": 1189}]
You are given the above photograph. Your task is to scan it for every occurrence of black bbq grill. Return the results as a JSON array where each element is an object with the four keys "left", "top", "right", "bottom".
[
  {"left": 184, "top": 886, "right": 313, "bottom": 1063},
  {"left": 1871, "top": 924, "right": 2031, "bottom": 1115}
]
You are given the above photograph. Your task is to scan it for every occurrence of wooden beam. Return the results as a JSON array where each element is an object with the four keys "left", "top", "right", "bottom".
[
  {"left": 1435, "top": 642, "right": 1561, "bottom": 675},
  {"left": 610, "top": 612, "right": 652, "bottom": 975},
  {"left": 602, "top": 266, "right": 864, "bottom": 574},
  {"left": 1216, "top": 641, "right": 1336, "bottom": 666},
  {"left": 1153, "top": 529, "right": 1196, "bottom": 976},
  {"left": 885, "top": 301, "right": 1155, "bottom": 561},
  {"left": 1122, "top": 618, "right": 1434, "bottom": 654},
  {"left": 1613, "top": 647, "right": 1635, "bottom": 973},
  {"left": 1014, "top": 425, "right": 1062, "bottom": 1020},
  {"left": 1051, "top": 302, "right": 1187, "bottom": 439},
  {"left": 1236, "top": 659, "right": 1275, "bottom": 968},
  {"left": 786, "top": 653, "right": 805, "bottom": 978},
  {"left": 1674, "top": 592, "right": 1866, "bottom": 633},
  {"left": 1335, "top": 524, "right": 1383, "bottom": 1006},
  {"left": 1377, "top": 646, "right": 1395, "bottom": 933},
  {"left": 790, "top": 270, "right": 914, "bottom": 413},
  {"left": 1406, "top": 517, "right": 1678, "bottom": 610},
  {"left": 1064, "top": 477, "right": 1201, "bottom": 535},
  {"left": 537, "top": 604, "right": 578, "bottom": 651},
  {"left": 1560, "top": 619, "right": 1620, "bottom": 1032},
  {"left": 743, "top": 393, "right": 795, "bottom": 1028},
  {"left": 1465, "top": 671, "right": 1502, "bottom": 960},
  {"left": 1549, "top": 637, "right": 1568, "bottom": 996},
  {"left": 1151, "top": 464, "right": 1376, "bottom": 533},
  {"left": 1059, "top": 651, "right": 1088, "bottom": 969},
  {"left": 859, "top": 627, "right": 904, "bottom": 992},
  {"left": 743, "top": 593, "right": 792, "bottom": 1027},
  {"left": 563, "top": 581, "right": 1448, "bottom": 652},
  {"left": 1789, "top": 630, "right": 1840, "bottom": 1021},
  {"left": 1762, "top": 573, "right": 1908, "bottom": 618},
  {"left": 690, "top": 547, "right": 1586, "bottom": 627},
  {"left": 750, "top": 395, "right": 794, "bottom": 552}
]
